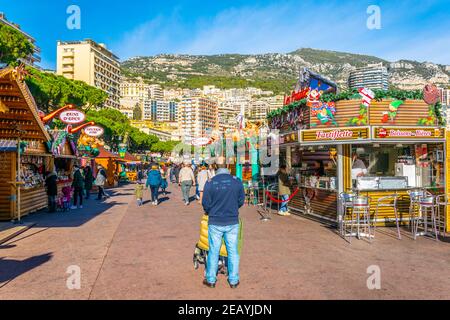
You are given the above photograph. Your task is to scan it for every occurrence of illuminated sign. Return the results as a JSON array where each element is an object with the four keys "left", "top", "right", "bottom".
[{"left": 59, "top": 110, "right": 85, "bottom": 124}]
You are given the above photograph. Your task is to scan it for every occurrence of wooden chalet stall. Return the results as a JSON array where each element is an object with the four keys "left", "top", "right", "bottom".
[
  {"left": 0, "top": 67, "right": 52, "bottom": 220},
  {"left": 116, "top": 152, "right": 141, "bottom": 182},
  {"left": 270, "top": 88, "right": 447, "bottom": 229},
  {"left": 94, "top": 146, "right": 119, "bottom": 188}
]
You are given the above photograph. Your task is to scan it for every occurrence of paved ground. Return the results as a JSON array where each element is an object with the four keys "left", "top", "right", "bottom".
[{"left": 1, "top": 182, "right": 450, "bottom": 300}]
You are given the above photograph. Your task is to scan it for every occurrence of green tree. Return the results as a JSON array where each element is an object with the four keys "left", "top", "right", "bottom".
[
  {"left": 133, "top": 103, "right": 142, "bottom": 120},
  {"left": 0, "top": 24, "right": 33, "bottom": 65},
  {"left": 86, "top": 108, "right": 159, "bottom": 153},
  {"left": 25, "top": 68, "right": 108, "bottom": 112}
]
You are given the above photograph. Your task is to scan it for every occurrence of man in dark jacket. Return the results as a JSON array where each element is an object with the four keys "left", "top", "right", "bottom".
[
  {"left": 71, "top": 165, "right": 84, "bottom": 210},
  {"left": 84, "top": 165, "right": 94, "bottom": 200},
  {"left": 45, "top": 171, "right": 58, "bottom": 212},
  {"left": 201, "top": 162, "right": 245, "bottom": 289}
]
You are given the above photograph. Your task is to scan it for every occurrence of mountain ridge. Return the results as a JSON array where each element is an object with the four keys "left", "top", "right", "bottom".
[{"left": 121, "top": 48, "right": 450, "bottom": 93}]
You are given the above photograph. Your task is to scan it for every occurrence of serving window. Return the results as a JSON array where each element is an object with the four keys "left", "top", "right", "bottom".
[{"left": 352, "top": 143, "right": 444, "bottom": 190}]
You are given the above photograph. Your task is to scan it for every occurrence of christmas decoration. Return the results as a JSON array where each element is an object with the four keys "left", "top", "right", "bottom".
[
  {"left": 423, "top": 83, "right": 440, "bottom": 105},
  {"left": 358, "top": 88, "right": 375, "bottom": 107},
  {"left": 311, "top": 102, "right": 337, "bottom": 127},
  {"left": 381, "top": 100, "right": 403, "bottom": 123}
]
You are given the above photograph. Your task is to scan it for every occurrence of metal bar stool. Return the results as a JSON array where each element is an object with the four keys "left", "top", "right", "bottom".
[
  {"left": 339, "top": 192, "right": 355, "bottom": 242},
  {"left": 413, "top": 194, "right": 439, "bottom": 241},
  {"left": 353, "top": 195, "right": 372, "bottom": 241},
  {"left": 407, "top": 189, "right": 426, "bottom": 231},
  {"left": 374, "top": 194, "right": 401, "bottom": 240},
  {"left": 436, "top": 194, "right": 448, "bottom": 238}
]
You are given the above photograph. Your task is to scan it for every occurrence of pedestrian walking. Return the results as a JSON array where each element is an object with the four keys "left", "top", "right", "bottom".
[
  {"left": 95, "top": 165, "right": 108, "bottom": 200},
  {"left": 179, "top": 162, "right": 196, "bottom": 205},
  {"left": 197, "top": 165, "right": 211, "bottom": 203},
  {"left": 146, "top": 165, "right": 162, "bottom": 205},
  {"left": 45, "top": 170, "right": 58, "bottom": 213},
  {"left": 201, "top": 161, "right": 245, "bottom": 288},
  {"left": 71, "top": 165, "right": 85, "bottom": 210},
  {"left": 173, "top": 164, "right": 181, "bottom": 184},
  {"left": 84, "top": 165, "right": 94, "bottom": 200},
  {"left": 277, "top": 165, "right": 292, "bottom": 216},
  {"left": 135, "top": 181, "right": 144, "bottom": 206},
  {"left": 160, "top": 164, "right": 168, "bottom": 195},
  {"left": 192, "top": 162, "right": 201, "bottom": 200}
]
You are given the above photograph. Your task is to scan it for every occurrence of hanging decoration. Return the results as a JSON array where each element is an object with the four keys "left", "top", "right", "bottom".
[
  {"left": 359, "top": 88, "right": 375, "bottom": 107},
  {"left": 423, "top": 83, "right": 440, "bottom": 105},
  {"left": 50, "top": 130, "right": 68, "bottom": 156},
  {"left": 417, "top": 104, "right": 437, "bottom": 126},
  {"left": 306, "top": 89, "right": 321, "bottom": 107},
  {"left": 381, "top": 100, "right": 404, "bottom": 123},
  {"left": 311, "top": 102, "right": 337, "bottom": 127}
]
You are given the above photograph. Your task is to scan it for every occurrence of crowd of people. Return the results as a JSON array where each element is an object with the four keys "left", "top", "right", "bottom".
[
  {"left": 44, "top": 164, "right": 110, "bottom": 213},
  {"left": 134, "top": 162, "right": 217, "bottom": 207}
]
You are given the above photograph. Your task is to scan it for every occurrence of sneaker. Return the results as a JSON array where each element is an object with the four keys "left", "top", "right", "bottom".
[
  {"left": 70, "top": 206, "right": 77, "bottom": 210},
  {"left": 185, "top": 202, "right": 189, "bottom": 206},
  {"left": 78, "top": 205, "right": 83, "bottom": 209},
  {"left": 195, "top": 195, "right": 200, "bottom": 200}
]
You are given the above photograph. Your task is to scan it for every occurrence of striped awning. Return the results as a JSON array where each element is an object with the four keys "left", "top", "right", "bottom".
[{"left": 0, "top": 139, "right": 17, "bottom": 152}]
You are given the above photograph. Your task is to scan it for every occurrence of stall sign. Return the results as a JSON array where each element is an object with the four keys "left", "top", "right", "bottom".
[
  {"left": 279, "top": 132, "right": 299, "bottom": 144},
  {"left": 59, "top": 109, "right": 86, "bottom": 124},
  {"left": 301, "top": 127, "right": 370, "bottom": 142},
  {"left": 84, "top": 126, "right": 104, "bottom": 137},
  {"left": 374, "top": 127, "right": 444, "bottom": 139}
]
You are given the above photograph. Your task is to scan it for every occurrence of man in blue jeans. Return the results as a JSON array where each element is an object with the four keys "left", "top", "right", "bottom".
[{"left": 202, "top": 162, "right": 245, "bottom": 289}]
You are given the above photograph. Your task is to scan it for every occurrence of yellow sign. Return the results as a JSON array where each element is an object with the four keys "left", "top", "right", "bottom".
[{"left": 300, "top": 127, "right": 370, "bottom": 142}]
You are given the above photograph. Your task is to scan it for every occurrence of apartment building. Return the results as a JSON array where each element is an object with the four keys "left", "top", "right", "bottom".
[
  {"left": 178, "top": 97, "right": 218, "bottom": 143},
  {"left": 149, "top": 84, "right": 164, "bottom": 100},
  {"left": 348, "top": 63, "right": 389, "bottom": 91},
  {"left": 0, "top": 12, "right": 41, "bottom": 66},
  {"left": 56, "top": 39, "right": 121, "bottom": 109},
  {"left": 120, "top": 77, "right": 149, "bottom": 102},
  {"left": 218, "top": 103, "right": 239, "bottom": 133},
  {"left": 439, "top": 88, "right": 450, "bottom": 106},
  {"left": 143, "top": 100, "right": 178, "bottom": 122}
]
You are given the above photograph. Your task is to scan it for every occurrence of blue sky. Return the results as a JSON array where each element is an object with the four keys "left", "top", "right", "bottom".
[{"left": 2, "top": 0, "right": 450, "bottom": 69}]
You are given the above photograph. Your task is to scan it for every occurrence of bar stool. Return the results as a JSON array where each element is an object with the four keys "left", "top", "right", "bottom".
[
  {"left": 435, "top": 194, "right": 448, "bottom": 238},
  {"left": 353, "top": 195, "right": 372, "bottom": 241},
  {"left": 407, "top": 189, "right": 426, "bottom": 231},
  {"left": 413, "top": 194, "right": 439, "bottom": 241},
  {"left": 374, "top": 194, "right": 401, "bottom": 240},
  {"left": 339, "top": 192, "right": 355, "bottom": 241}
]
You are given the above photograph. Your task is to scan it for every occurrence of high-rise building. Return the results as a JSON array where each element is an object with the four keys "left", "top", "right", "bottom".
[
  {"left": 348, "top": 63, "right": 389, "bottom": 91},
  {"left": 0, "top": 12, "right": 41, "bottom": 66},
  {"left": 218, "top": 103, "right": 238, "bottom": 133},
  {"left": 439, "top": 88, "right": 450, "bottom": 106},
  {"left": 149, "top": 84, "right": 164, "bottom": 100},
  {"left": 56, "top": 39, "right": 121, "bottom": 109},
  {"left": 143, "top": 100, "right": 178, "bottom": 122},
  {"left": 178, "top": 97, "right": 218, "bottom": 143}
]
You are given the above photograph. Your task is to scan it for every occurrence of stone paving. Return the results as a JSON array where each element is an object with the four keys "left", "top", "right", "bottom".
[{"left": 1, "top": 182, "right": 450, "bottom": 300}]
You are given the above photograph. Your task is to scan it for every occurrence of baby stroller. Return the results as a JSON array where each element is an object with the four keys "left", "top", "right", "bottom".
[
  {"left": 193, "top": 215, "right": 243, "bottom": 275},
  {"left": 57, "top": 186, "right": 73, "bottom": 212}
]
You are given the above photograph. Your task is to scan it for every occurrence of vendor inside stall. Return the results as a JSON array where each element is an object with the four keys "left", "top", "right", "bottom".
[{"left": 351, "top": 143, "right": 444, "bottom": 192}]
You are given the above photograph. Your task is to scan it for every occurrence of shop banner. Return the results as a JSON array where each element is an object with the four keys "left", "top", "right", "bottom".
[
  {"left": 300, "top": 127, "right": 370, "bottom": 142},
  {"left": 374, "top": 127, "right": 444, "bottom": 139}
]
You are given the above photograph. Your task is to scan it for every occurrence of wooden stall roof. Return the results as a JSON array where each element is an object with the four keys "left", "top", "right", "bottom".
[
  {"left": 0, "top": 67, "right": 51, "bottom": 142},
  {"left": 116, "top": 152, "right": 140, "bottom": 163},
  {"left": 96, "top": 146, "right": 119, "bottom": 159}
]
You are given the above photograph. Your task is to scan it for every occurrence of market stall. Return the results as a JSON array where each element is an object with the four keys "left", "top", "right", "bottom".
[
  {"left": 94, "top": 146, "right": 119, "bottom": 187},
  {"left": 0, "top": 66, "right": 53, "bottom": 220},
  {"left": 116, "top": 152, "right": 141, "bottom": 182},
  {"left": 269, "top": 74, "right": 447, "bottom": 229},
  {"left": 48, "top": 130, "right": 79, "bottom": 197}
]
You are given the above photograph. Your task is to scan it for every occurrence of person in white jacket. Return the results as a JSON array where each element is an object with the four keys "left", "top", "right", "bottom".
[
  {"left": 178, "top": 163, "right": 196, "bottom": 205},
  {"left": 197, "top": 165, "right": 211, "bottom": 203}
]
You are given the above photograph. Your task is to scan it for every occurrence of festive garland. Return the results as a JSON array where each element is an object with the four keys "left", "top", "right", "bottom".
[{"left": 268, "top": 89, "right": 442, "bottom": 125}]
